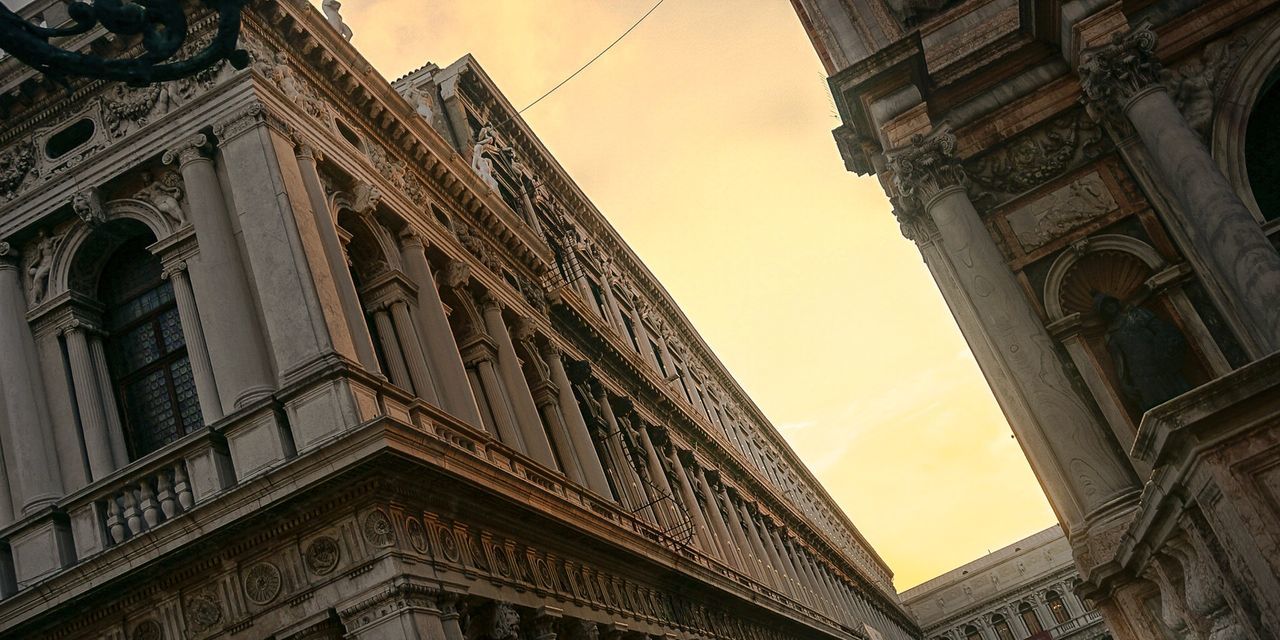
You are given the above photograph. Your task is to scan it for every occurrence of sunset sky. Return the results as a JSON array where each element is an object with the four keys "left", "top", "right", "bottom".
[{"left": 333, "top": 0, "right": 1057, "bottom": 590}]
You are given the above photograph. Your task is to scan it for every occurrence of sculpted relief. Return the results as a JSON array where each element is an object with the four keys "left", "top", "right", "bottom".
[{"left": 1006, "top": 172, "right": 1118, "bottom": 251}]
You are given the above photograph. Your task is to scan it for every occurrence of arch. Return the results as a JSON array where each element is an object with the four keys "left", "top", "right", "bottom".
[
  {"left": 1043, "top": 234, "right": 1167, "bottom": 321},
  {"left": 1212, "top": 13, "right": 1280, "bottom": 223},
  {"left": 336, "top": 209, "right": 402, "bottom": 284},
  {"left": 48, "top": 199, "right": 183, "bottom": 305}
]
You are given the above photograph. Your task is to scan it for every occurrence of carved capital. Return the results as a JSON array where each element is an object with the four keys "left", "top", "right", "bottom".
[
  {"left": 886, "top": 125, "right": 966, "bottom": 208},
  {"left": 1078, "top": 24, "right": 1162, "bottom": 120},
  {"left": 293, "top": 136, "right": 324, "bottom": 163},
  {"left": 162, "top": 134, "right": 213, "bottom": 167},
  {"left": 0, "top": 242, "right": 19, "bottom": 268},
  {"left": 213, "top": 103, "right": 288, "bottom": 143}
]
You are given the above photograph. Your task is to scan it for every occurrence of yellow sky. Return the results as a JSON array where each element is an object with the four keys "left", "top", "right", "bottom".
[{"left": 334, "top": 0, "right": 1057, "bottom": 591}]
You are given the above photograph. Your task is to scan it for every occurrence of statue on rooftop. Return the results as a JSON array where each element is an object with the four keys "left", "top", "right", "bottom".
[{"left": 322, "top": 0, "right": 353, "bottom": 41}]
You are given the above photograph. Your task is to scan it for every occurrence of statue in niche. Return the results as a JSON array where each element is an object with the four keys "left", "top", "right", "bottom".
[
  {"left": 1093, "top": 293, "right": 1192, "bottom": 412},
  {"left": 25, "top": 229, "right": 60, "bottom": 305},
  {"left": 321, "top": 0, "right": 353, "bottom": 41},
  {"left": 471, "top": 126, "right": 502, "bottom": 193}
]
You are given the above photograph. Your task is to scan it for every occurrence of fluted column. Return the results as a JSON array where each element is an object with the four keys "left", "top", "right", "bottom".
[
  {"left": 668, "top": 449, "right": 719, "bottom": 557},
  {"left": 719, "top": 488, "right": 765, "bottom": 582},
  {"left": 371, "top": 305, "right": 412, "bottom": 390},
  {"left": 888, "top": 126, "right": 1138, "bottom": 527},
  {"left": 466, "top": 345, "right": 524, "bottom": 448},
  {"left": 598, "top": 393, "right": 653, "bottom": 522},
  {"left": 165, "top": 263, "right": 223, "bottom": 423},
  {"left": 546, "top": 349, "right": 612, "bottom": 496},
  {"left": 769, "top": 527, "right": 811, "bottom": 607},
  {"left": 599, "top": 275, "right": 627, "bottom": 332},
  {"left": 0, "top": 245, "right": 62, "bottom": 512},
  {"left": 294, "top": 141, "right": 381, "bottom": 373},
  {"left": 390, "top": 299, "right": 440, "bottom": 403},
  {"left": 162, "top": 135, "right": 274, "bottom": 411},
  {"left": 695, "top": 467, "right": 746, "bottom": 572},
  {"left": 637, "top": 424, "right": 681, "bottom": 527},
  {"left": 400, "top": 241, "right": 484, "bottom": 425},
  {"left": 739, "top": 500, "right": 785, "bottom": 592},
  {"left": 782, "top": 537, "right": 819, "bottom": 609},
  {"left": 64, "top": 321, "right": 116, "bottom": 479},
  {"left": 481, "top": 295, "right": 557, "bottom": 469},
  {"left": 757, "top": 515, "right": 799, "bottom": 600},
  {"left": 796, "top": 548, "right": 834, "bottom": 616},
  {"left": 1080, "top": 25, "right": 1280, "bottom": 355}
]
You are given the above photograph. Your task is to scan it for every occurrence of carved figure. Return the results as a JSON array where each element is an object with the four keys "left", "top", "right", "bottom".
[
  {"left": 321, "top": 0, "right": 354, "bottom": 41},
  {"left": 1094, "top": 293, "right": 1192, "bottom": 412},
  {"left": 471, "top": 126, "right": 503, "bottom": 193},
  {"left": 466, "top": 601, "right": 521, "bottom": 640},
  {"left": 0, "top": 143, "right": 35, "bottom": 200},
  {"left": 271, "top": 53, "right": 307, "bottom": 106},
  {"left": 408, "top": 87, "right": 435, "bottom": 122},
  {"left": 25, "top": 229, "right": 60, "bottom": 305},
  {"left": 135, "top": 171, "right": 187, "bottom": 225},
  {"left": 72, "top": 188, "right": 106, "bottom": 226}
]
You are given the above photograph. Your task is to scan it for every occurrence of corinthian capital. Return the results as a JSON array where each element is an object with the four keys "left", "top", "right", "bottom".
[
  {"left": 162, "top": 134, "right": 212, "bottom": 167},
  {"left": 1078, "top": 24, "right": 1162, "bottom": 115},
  {"left": 885, "top": 125, "right": 965, "bottom": 207}
]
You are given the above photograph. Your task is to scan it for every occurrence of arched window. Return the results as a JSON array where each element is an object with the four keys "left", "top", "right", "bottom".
[
  {"left": 963, "top": 625, "right": 981, "bottom": 640},
  {"left": 1020, "top": 602, "right": 1044, "bottom": 634},
  {"left": 1245, "top": 68, "right": 1280, "bottom": 223},
  {"left": 991, "top": 614, "right": 1014, "bottom": 640},
  {"left": 1046, "top": 591, "right": 1071, "bottom": 625},
  {"left": 100, "top": 235, "right": 202, "bottom": 458}
]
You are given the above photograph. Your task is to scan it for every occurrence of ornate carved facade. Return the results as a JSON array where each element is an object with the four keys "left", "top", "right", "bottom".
[
  {"left": 0, "top": 1, "right": 920, "bottom": 639},
  {"left": 792, "top": 0, "right": 1280, "bottom": 638}
]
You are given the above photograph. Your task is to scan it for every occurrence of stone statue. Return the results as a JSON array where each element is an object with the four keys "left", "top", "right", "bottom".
[
  {"left": 135, "top": 171, "right": 187, "bottom": 225},
  {"left": 1094, "top": 293, "right": 1192, "bottom": 412},
  {"left": 471, "top": 126, "right": 502, "bottom": 193},
  {"left": 409, "top": 87, "right": 435, "bottom": 122},
  {"left": 26, "top": 229, "right": 59, "bottom": 305},
  {"left": 465, "top": 601, "right": 521, "bottom": 640},
  {"left": 321, "top": 0, "right": 353, "bottom": 41}
]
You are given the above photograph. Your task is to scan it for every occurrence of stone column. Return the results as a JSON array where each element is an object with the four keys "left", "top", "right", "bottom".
[
  {"left": 695, "top": 467, "right": 746, "bottom": 572},
  {"left": 0, "top": 245, "right": 62, "bottom": 512},
  {"left": 887, "top": 126, "right": 1139, "bottom": 527},
  {"left": 668, "top": 449, "right": 718, "bottom": 557},
  {"left": 545, "top": 348, "right": 612, "bottom": 496},
  {"left": 294, "top": 141, "right": 381, "bottom": 373},
  {"left": 739, "top": 500, "right": 785, "bottom": 592},
  {"left": 400, "top": 240, "right": 484, "bottom": 425},
  {"left": 63, "top": 321, "right": 117, "bottom": 479},
  {"left": 637, "top": 424, "right": 681, "bottom": 527},
  {"left": 88, "top": 334, "right": 129, "bottom": 464},
  {"left": 796, "top": 549, "right": 834, "bottom": 616},
  {"left": 465, "top": 344, "right": 524, "bottom": 448},
  {"left": 213, "top": 106, "right": 359, "bottom": 380},
  {"left": 596, "top": 389, "right": 654, "bottom": 522},
  {"left": 529, "top": 376, "right": 585, "bottom": 484},
  {"left": 166, "top": 263, "right": 223, "bottom": 423},
  {"left": 390, "top": 299, "right": 440, "bottom": 403},
  {"left": 437, "top": 592, "right": 465, "bottom": 640},
  {"left": 1080, "top": 25, "right": 1280, "bottom": 355},
  {"left": 162, "top": 135, "right": 274, "bottom": 411},
  {"left": 719, "top": 488, "right": 765, "bottom": 582},
  {"left": 757, "top": 515, "right": 799, "bottom": 600},
  {"left": 599, "top": 274, "right": 628, "bottom": 332},
  {"left": 481, "top": 295, "right": 557, "bottom": 469},
  {"left": 372, "top": 305, "right": 413, "bottom": 390},
  {"left": 784, "top": 537, "right": 821, "bottom": 611},
  {"left": 770, "top": 527, "right": 811, "bottom": 607}
]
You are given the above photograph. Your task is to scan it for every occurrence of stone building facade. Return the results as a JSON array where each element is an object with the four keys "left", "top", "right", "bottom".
[
  {"left": 791, "top": 0, "right": 1280, "bottom": 638},
  {"left": 0, "top": 1, "right": 919, "bottom": 639},
  {"left": 902, "top": 527, "right": 1106, "bottom": 640}
]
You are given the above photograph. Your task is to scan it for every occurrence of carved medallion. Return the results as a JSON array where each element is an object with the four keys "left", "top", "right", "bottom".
[
  {"left": 305, "top": 536, "right": 341, "bottom": 575},
  {"left": 362, "top": 509, "right": 395, "bottom": 547},
  {"left": 132, "top": 619, "right": 163, "bottom": 640},
  {"left": 186, "top": 591, "right": 222, "bottom": 631},
  {"left": 438, "top": 527, "right": 460, "bottom": 562},
  {"left": 405, "top": 517, "right": 429, "bottom": 554},
  {"left": 243, "top": 561, "right": 282, "bottom": 605}
]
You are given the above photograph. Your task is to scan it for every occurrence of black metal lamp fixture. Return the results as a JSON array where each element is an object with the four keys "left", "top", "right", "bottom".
[{"left": 0, "top": 0, "right": 249, "bottom": 85}]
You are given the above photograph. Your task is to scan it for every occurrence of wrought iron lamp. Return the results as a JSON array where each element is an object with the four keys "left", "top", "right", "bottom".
[{"left": 0, "top": 0, "right": 249, "bottom": 85}]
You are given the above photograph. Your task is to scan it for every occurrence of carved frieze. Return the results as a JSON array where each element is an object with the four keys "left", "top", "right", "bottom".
[
  {"left": 965, "top": 110, "right": 1108, "bottom": 207},
  {"left": 1006, "top": 172, "right": 1118, "bottom": 252},
  {"left": 243, "top": 561, "right": 283, "bottom": 605}
]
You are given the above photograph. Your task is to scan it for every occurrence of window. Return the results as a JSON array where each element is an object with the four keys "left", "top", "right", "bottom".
[
  {"left": 100, "top": 236, "right": 202, "bottom": 459},
  {"left": 620, "top": 313, "right": 641, "bottom": 352},
  {"left": 1046, "top": 591, "right": 1070, "bottom": 625},
  {"left": 963, "top": 626, "right": 981, "bottom": 640},
  {"left": 1246, "top": 68, "right": 1280, "bottom": 222},
  {"left": 588, "top": 279, "right": 609, "bottom": 319},
  {"left": 649, "top": 339, "right": 667, "bottom": 374},
  {"left": 991, "top": 615, "right": 1014, "bottom": 640},
  {"left": 1020, "top": 603, "right": 1043, "bottom": 634}
]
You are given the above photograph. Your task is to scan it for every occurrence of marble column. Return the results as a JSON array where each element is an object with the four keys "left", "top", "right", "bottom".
[
  {"left": 399, "top": 239, "right": 484, "bottom": 425},
  {"left": 529, "top": 376, "right": 585, "bottom": 484},
  {"left": 637, "top": 424, "right": 681, "bottom": 528},
  {"left": 600, "top": 274, "right": 628, "bottom": 332},
  {"left": 481, "top": 295, "right": 558, "bottom": 469},
  {"left": 694, "top": 467, "right": 746, "bottom": 572},
  {"left": 887, "top": 126, "right": 1138, "bottom": 527},
  {"left": 668, "top": 449, "right": 719, "bottom": 557},
  {"left": 466, "top": 344, "right": 524, "bottom": 448},
  {"left": 162, "top": 134, "right": 274, "bottom": 411},
  {"left": 437, "top": 593, "right": 465, "bottom": 640},
  {"left": 63, "top": 321, "right": 117, "bottom": 479},
  {"left": 213, "top": 107, "right": 359, "bottom": 379},
  {"left": 294, "top": 141, "right": 381, "bottom": 373},
  {"left": 721, "top": 489, "right": 768, "bottom": 584},
  {"left": 770, "top": 528, "right": 811, "bottom": 607},
  {"left": 596, "top": 390, "right": 654, "bottom": 522},
  {"left": 796, "top": 549, "right": 834, "bottom": 616},
  {"left": 372, "top": 305, "right": 413, "bottom": 390},
  {"left": 1080, "top": 25, "right": 1280, "bottom": 355},
  {"left": 0, "top": 245, "right": 62, "bottom": 512},
  {"left": 784, "top": 538, "right": 821, "bottom": 611},
  {"left": 87, "top": 334, "right": 129, "bottom": 464},
  {"left": 545, "top": 347, "right": 612, "bottom": 496},
  {"left": 755, "top": 514, "right": 798, "bottom": 599},
  {"left": 390, "top": 299, "right": 440, "bottom": 403},
  {"left": 166, "top": 263, "right": 223, "bottom": 423}
]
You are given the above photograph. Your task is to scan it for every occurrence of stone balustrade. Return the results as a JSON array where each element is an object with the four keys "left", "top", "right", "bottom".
[{"left": 1048, "top": 610, "right": 1103, "bottom": 639}]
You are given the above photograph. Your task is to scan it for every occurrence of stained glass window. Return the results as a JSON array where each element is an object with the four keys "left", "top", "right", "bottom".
[{"left": 100, "top": 237, "right": 202, "bottom": 459}]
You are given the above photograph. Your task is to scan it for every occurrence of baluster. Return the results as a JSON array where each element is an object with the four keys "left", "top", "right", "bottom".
[
  {"left": 174, "top": 463, "right": 194, "bottom": 511},
  {"left": 106, "top": 497, "right": 127, "bottom": 544},
  {"left": 123, "top": 489, "right": 142, "bottom": 537},
  {"left": 157, "top": 470, "right": 177, "bottom": 519},
  {"left": 140, "top": 480, "right": 160, "bottom": 528}
]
